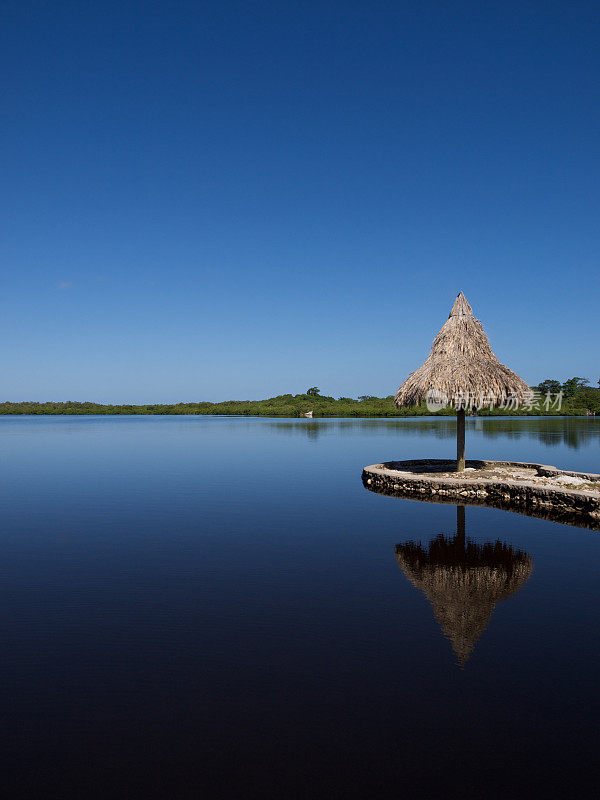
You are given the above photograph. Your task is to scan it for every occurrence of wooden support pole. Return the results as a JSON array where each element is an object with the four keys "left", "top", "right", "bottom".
[{"left": 457, "top": 409, "right": 466, "bottom": 472}]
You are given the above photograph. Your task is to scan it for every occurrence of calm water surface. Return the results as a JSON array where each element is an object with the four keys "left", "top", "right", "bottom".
[{"left": 1, "top": 416, "right": 599, "bottom": 798}]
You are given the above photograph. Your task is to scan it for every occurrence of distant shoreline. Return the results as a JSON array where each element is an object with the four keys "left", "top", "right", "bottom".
[{"left": 1, "top": 396, "right": 598, "bottom": 418}]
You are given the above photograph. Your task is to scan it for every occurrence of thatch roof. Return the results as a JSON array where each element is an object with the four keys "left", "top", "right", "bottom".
[
  {"left": 395, "top": 534, "right": 533, "bottom": 665},
  {"left": 395, "top": 292, "right": 530, "bottom": 409}
]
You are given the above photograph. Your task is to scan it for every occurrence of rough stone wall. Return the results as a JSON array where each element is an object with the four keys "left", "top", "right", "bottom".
[{"left": 362, "top": 460, "right": 600, "bottom": 530}]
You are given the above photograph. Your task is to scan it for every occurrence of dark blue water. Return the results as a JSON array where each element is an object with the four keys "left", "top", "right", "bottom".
[{"left": 1, "top": 416, "right": 599, "bottom": 799}]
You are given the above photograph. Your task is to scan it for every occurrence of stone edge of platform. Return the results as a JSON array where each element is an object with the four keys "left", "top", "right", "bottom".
[{"left": 361, "top": 459, "right": 600, "bottom": 523}]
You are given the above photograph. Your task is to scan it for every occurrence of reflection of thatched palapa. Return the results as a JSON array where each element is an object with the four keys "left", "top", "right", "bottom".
[{"left": 395, "top": 532, "right": 533, "bottom": 665}]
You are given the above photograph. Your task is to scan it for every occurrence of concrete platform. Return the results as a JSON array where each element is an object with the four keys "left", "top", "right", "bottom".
[{"left": 362, "top": 459, "right": 600, "bottom": 530}]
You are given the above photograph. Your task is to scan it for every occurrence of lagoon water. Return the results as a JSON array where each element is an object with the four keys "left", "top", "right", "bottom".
[{"left": 2, "top": 415, "right": 600, "bottom": 798}]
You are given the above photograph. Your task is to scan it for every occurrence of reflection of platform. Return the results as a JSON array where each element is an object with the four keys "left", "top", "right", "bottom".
[{"left": 362, "top": 459, "right": 600, "bottom": 529}]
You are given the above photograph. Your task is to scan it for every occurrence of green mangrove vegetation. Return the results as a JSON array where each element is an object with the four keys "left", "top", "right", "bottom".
[{"left": 1, "top": 378, "right": 599, "bottom": 417}]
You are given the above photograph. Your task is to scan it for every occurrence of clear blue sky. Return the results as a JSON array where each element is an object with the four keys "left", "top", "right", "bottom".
[{"left": 2, "top": 0, "right": 598, "bottom": 403}]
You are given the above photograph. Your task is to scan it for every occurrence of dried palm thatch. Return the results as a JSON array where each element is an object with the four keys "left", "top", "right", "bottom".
[
  {"left": 395, "top": 292, "right": 530, "bottom": 470},
  {"left": 395, "top": 292, "right": 530, "bottom": 410},
  {"left": 395, "top": 533, "right": 533, "bottom": 666}
]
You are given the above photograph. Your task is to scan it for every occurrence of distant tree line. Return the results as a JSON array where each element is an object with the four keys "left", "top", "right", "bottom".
[
  {"left": 1, "top": 378, "right": 598, "bottom": 417},
  {"left": 533, "top": 377, "right": 599, "bottom": 413}
]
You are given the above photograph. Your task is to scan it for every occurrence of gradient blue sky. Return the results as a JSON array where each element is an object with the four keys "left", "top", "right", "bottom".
[{"left": 2, "top": 0, "right": 598, "bottom": 403}]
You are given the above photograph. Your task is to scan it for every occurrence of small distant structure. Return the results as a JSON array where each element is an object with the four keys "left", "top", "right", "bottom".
[
  {"left": 298, "top": 410, "right": 313, "bottom": 418},
  {"left": 394, "top": 292, "right": 529, "bottom": 471}
]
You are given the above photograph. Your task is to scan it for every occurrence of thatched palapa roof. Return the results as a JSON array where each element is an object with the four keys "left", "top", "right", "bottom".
[
  {"left": 395, "top": 534, "right": 533, "bottom": 665},
  {"left": 395, "top": 292, "right": 530, "bottom": 409}
]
